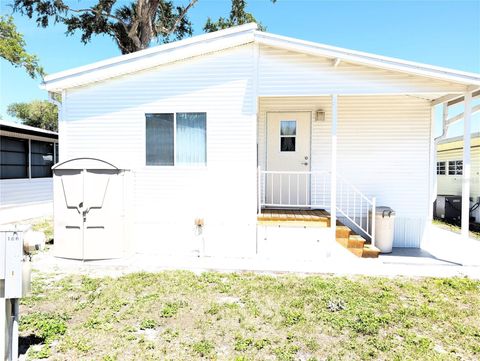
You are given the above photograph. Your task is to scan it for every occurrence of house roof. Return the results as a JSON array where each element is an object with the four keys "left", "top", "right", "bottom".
[
  {"left": 42, "top": 23, "right": 480, "bottom": 97},
  {"left": 0, "top": 120, "right": 58, "bottom": 139},
  {"left": 437, "top": 132, "right": 480, "bottom": 150}
]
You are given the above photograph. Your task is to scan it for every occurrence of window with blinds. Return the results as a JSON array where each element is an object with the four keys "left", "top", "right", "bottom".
[{"left": 146, "top": 112, "right": 206, "bottom": 166}]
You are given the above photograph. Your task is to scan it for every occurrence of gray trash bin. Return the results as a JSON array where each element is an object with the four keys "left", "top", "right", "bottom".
[{"left": 374, "top": 207, "right": 395, "bottom": 253}]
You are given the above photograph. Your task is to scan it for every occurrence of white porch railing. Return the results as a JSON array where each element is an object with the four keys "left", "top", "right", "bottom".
[
  {"left": 258, "top": 168, "right": 376, "bottom": 245},
  {"left": 259, "top": 170, "right": 330, "bottom": 209},
  {"left": 336, "top": 173, "right": 376, "bottom": 245}
]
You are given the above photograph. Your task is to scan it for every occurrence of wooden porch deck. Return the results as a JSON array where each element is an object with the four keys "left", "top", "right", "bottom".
[
  {"left": 257, "top": 208, "right": 380, "bottom": 258},
  {"left": 257, "top": 209, "right": 330, "bottom": 226}
]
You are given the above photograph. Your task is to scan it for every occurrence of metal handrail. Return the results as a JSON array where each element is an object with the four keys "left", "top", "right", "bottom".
[
  {"left": 258, "top": 168, "right": 376, "bottom": 245},
  {"left": 336, "top": 173, "right": 374, "bottom": 206}
]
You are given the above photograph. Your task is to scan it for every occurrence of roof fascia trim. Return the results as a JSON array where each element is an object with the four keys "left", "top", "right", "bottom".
[{"left": 254, "top": 31, "right": 480, "bottom": 86}]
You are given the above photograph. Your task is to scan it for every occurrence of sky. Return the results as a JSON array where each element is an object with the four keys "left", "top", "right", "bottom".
[{"left": 1, "top": 0, "right": 479, "bottom": 138}]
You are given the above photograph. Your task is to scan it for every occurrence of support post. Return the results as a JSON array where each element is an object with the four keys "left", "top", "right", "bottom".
[
  {"left": 11, "top": 299, "right": 19, "bottom": 361},
  {"left": 461, "top": 91, "right": 472, "bottom": 238},
  {"left": 0, "top": 297, "right": 5, "bottom": 361},
  {"left": 428, "top": 106, "right": 436, "bottom": 221},
  {"left": 371, "top": 197, "right": 376, "bottom": 247},
  {"left": 257, "top": 166, "right": 261, "bottom": 215},
  {"left": 330, "top": 95, "right": 338, "bottom": 240}
]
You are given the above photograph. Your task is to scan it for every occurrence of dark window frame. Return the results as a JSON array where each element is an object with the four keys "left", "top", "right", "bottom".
[
  {"left": 280, "top": 120, "right": 297, "bottom": 152},
  {"left": 145, "top": 112, "right": 207, "bottom": 166},
  {"left": 30, "top": 140, "right": 54, "bottom": 178},
  {"left": 448, "top": 160, "right": 463, "bottom": 176},
  {"left": 436, "top": 161, "right": 446, "bottom": 175},
  {"left": 0, "top": 136, "right": 29, "bottom": 180}
]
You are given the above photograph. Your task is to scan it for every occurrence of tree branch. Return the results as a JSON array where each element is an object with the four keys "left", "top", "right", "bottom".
[
  {"left": 162, "top": 0, "right": 197, "bottom": 34},
  {"left": 64, "top": 6, "right": 129, "bottom": 30}
]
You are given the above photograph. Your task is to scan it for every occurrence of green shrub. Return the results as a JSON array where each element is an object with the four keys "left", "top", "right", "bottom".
[
  {"left": 192, "top": 339, "right": 214, "bottom": 357},
  {"left": 20, "top": 312, "right": 67, "bottom": 342},
  {"left": 139, "top": 319, "right": 157, "bottom": 330}
]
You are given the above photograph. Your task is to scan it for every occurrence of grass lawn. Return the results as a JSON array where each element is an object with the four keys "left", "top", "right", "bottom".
[
  {"left": 432, "top": 219, "right": 480, "bottom": 240},
  {"left": 20, "top": 271, "right": 480, "bottom": 360}
]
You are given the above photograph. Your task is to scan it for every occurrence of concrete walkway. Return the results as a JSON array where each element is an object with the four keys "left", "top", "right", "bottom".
[{"left": 32, "top": 243, "right": 480, "bottom": 279}]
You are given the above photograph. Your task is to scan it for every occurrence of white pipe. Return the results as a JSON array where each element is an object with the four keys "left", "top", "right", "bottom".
[
  {"left": 330, "top": 94, "right": 338, "bottom": 242},
  {"left": 435, "top": 103, "right": 449, "bottom": 143},
  {"left": 47, "top": 91, "right": 61, "bottom": 107},
  {"left": 461, "top": 92, "right": 472, "bottom": 238},
  {"left": 0, "top": 297, "right": 5, "bottom": 361},
  {"left": 431, "top": 103, "right": 449, "bottom": 219},
  {"left": 48, "top": 91, "right": 63, "bottom": 163}
]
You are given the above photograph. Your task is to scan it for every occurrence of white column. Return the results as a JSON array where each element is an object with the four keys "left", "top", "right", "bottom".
[
  {"left": 461, "top": 91, "right": 472, "bottom": 238},
  {"left": 428, "top": 105, "right": 436, "bottom": 221},
  {"left": 0, "top": 297, "right": 5, "bottom": 361},
  {"left": 330, "top": 95, "right": 338, "bottom": 240}
]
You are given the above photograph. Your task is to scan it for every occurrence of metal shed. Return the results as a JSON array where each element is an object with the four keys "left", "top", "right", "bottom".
[{"left": 53, "top": 158, "right": 131, "bottom": 260}]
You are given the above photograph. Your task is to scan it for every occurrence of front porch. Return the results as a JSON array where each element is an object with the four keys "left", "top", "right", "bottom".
[
  {"left": 257, "top": 208, "right": 380, "bottom": 258},
  {"left": 255, "top": 90, "right": 478, "bottom": 251}
]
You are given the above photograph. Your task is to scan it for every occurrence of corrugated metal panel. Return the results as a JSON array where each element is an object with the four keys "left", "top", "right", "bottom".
[
  {"left": 62, "top": 44, "right": 257, "bottom": 256},
  {"left": 259, "top": 95, "right": 431, "bottom": 248},
  {"left": 258, "top": 45, "right": 466, "bottom": 95},
  {"left": 0, "top": 178, "right": 53, "bottom": 207}
]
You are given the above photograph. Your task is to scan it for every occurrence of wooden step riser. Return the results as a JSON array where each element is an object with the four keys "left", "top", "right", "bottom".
[
  {"left": 362, "top": 245, "right": 381, "bottom": 258},
  {"left": 336, "top": 226, "right": 351, "bottom": 239},
  {"left": 335, "top": 229, "right": 380, "bottom": 259},
  {"left": 336, "top": 237, "right": 365, "bottom": 249}
]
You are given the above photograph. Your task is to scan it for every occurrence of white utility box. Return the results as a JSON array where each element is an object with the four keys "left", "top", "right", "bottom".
[{"left": 1, "top": 226, "right": 31, "bottom": 361}]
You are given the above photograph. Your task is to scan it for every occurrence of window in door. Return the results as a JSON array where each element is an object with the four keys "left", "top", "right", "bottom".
[{"left": 280, "top": 120, "right": 296, "bottom": 152}]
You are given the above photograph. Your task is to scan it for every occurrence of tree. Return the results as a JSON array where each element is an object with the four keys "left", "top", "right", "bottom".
[
  {"left": 204, "top": 0, "right": 275, "bottom": 32},
  {"left": 13, "top": 0, "right": 197, "bottom": 54},
  {"left": 7, "top": 100, "right": 58, "bottom": 131},
  {"left": 13, "top": 0, "right": 276, "bottom": 54},
  {"left": 0, "top": 15, "right": 44, "bottom": 78}
]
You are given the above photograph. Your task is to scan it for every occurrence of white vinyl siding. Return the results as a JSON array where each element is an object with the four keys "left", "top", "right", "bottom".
[
  {"left": 258, "top": 95, "right": 431, "bottom": 248},
  {"left": 62, "top": 44, "right": 257, "bottom": 256},
  {"left": 258, "top": 45, "right": 467, "bottom": 96},
  {"left": 0, "top": 178, "right": 53, "bottom": 207},
  {"left": 437, "top": 143, "right": 480, "bottom": 199},
  {"left": 58, "top": 40, "right": 468, "bottom": 253}
]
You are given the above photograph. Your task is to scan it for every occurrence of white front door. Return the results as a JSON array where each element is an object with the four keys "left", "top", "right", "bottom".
[{"left": 266, "top": 112, "right": 311, "bottom": 206}]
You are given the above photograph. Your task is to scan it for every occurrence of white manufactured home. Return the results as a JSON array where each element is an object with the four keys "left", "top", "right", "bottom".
[
  {"left": 436, "top": 133, "right": 480, "bottom": 223},
  {"left": 0, "top": 121, "right": 58, "bottom": 224},
  {"left": 41, "top": 24, "right": 480, "bottom": 260}
]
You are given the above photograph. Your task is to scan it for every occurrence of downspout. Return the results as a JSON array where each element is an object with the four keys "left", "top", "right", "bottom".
[
  {"left": 435, "top": 103, "right": 449, "bottom": 143},
  {"left": 48, "top": 91, "right": 62, "bottom": 163},
  {"left": 48, "top": 91, "right": 61, "bottom": 108},
  {"left": 432, "top": 103, "right": 450, "bottom": 204}
]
